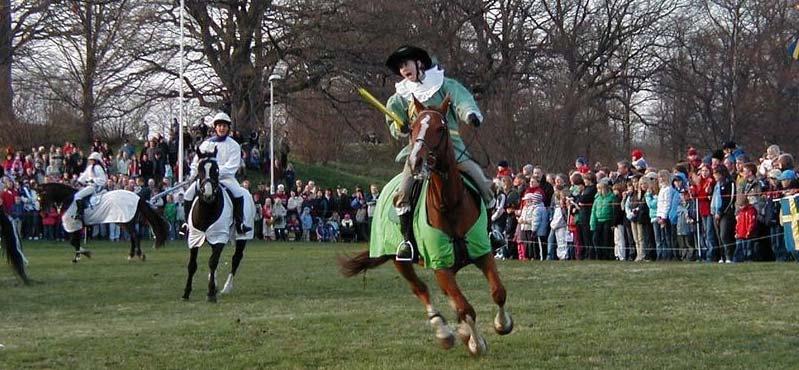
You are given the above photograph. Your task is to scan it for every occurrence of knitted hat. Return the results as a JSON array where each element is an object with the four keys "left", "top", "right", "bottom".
[{"left": 631, "top": 149, "right": 644, "bottom": 161}]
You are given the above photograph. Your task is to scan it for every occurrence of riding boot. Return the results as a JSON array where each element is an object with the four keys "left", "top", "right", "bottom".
[
  {"left": 396, "top": 212, "right": 415, "bottom": 261},
  {"left": 74, "top": 198, "right": 86, "bottom": 221},
  {"left": 233, "top": 196, "right": 252, "bottom": 234},
  {"left": 179, "top": 200, "right": 192, "bottom": 236}
]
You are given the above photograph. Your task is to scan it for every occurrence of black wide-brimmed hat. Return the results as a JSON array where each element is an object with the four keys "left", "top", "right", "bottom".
[{"left": 385, "top": 45, "right": 432, "bottom": 76}]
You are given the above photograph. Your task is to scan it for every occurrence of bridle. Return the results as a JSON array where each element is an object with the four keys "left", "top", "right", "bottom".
[
  {"left": 412, "top": 109, "right": 450, "bottom": 179},
  {"left": 197, "top": 158, "right": 220, "bottom": 203}
]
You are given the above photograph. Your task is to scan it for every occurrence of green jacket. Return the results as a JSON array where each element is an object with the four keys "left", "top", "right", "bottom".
[
  {"left": 164, "top": 203, "right": 177, "bottom": 223},
  {"left": 590, "top": 192, "right": 617, "bottom": 231},
  {"left": 386, "top": 77, "right": 482, "bottom": 163}
]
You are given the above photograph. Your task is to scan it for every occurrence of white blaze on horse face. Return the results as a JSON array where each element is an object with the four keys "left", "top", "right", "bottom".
[
  {"left": 409, "top": 114, "right": 431, "bottom": 168},
  {"left": 202, "top": 182, "right": 213, "bottom": 197}
]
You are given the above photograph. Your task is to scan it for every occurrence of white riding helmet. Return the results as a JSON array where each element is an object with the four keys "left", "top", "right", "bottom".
[
  {"left": 212, "top": 112, "right": 232, "bottom": 126},
  {"left": 88, "top": 152, "right": 103, "bottom": 162}
]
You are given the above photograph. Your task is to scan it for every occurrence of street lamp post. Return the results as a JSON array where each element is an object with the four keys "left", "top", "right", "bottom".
[{"left": 268, "top": 60, "right": 288, "bottom": 194}]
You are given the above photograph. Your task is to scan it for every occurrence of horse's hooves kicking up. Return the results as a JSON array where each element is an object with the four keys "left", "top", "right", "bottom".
[{"left": 493, "top": 308, "right": 514, "bottom": 335}]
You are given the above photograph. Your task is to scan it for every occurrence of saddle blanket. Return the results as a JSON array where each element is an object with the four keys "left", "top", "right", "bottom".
[
  {"left": 62, "top": 191, "right": 141, "bottom": 233},
  {"left": 369, "top": 173, "right": 490, "bottom": 269}
]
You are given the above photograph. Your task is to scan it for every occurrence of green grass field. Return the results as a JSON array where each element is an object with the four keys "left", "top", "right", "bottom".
[{"left": 1, "top": 241, "right": 797, "bottom": 369}]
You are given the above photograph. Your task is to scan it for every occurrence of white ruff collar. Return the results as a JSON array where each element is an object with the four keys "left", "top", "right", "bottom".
[{"left": 395, "top": 67, "right": 444, "bottom": 102}]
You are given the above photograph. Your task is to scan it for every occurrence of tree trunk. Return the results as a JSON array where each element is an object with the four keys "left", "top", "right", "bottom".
[
  {"left": 81, "top": 1, "right": 95, "bottom": 143},
  {"left": 0, "top": 0, "right": 15, "bottom": 132}
]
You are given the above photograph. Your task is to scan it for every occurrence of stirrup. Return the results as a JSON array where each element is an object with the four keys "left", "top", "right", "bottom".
[
  {"left": 396, "top": 240, "right": 414, "bottom": 262},
  {"left": 178, "top": 223, "right": 188, "bottom": 236}
]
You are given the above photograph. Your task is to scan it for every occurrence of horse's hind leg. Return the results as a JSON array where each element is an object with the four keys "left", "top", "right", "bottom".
[
  {"left": 474, "top": 254, "right": 513, "bottom": 335},
  {"left": 183, "top": 247, "right": 199, "bottom": 300},
  {"left": 222, "top": 240, "right": 246, "bottom": 294},
  {"left": 394, "top": 261, "right": 455, "bottom": 350},
  {"left": 70, "top": 232, "right": 90, "bottom": 263},
  {"left": 127, "top": 224, "right": 136, "bottom": 261},
  {"left": 434, "top": 269, "right": 485, "bottom": 357},
  {"left": 207, "top": 243, "right": 224, "bottom": 303}
]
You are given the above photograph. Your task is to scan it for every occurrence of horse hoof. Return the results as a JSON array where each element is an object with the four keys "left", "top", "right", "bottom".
[
  {"left": 221, "top": 283, "right": 233, "bottom": 294},
  {"left": 207, "top": 295, "right": 217, "bottom": 303},
  {"left": 181, "top": 295, "right": 190, "bottom": 301},
  {"left": 429, "top": 315, "right": 454, "bottom": 350},
  {"left": 127, "top": 256, "right": 134, "bottom": 262},
  {"left": 72, "top": 258, "right": 78, "bottom": 263},
  {"left": 467, "top": 334, "right": 487, "bottom": 357},
  {"left": 141, "top": 254, "right": 146, "bottom": 262},
  {"left": 494, "top": 309, "right": 514, "bottom": 335}
]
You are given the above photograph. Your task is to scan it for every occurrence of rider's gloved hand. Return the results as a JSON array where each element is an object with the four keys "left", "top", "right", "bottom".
[{"left": 467, "top": 113, "right": 481, "bottom": 128}]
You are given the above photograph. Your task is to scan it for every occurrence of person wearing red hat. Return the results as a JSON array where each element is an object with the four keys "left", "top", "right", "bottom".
[{"left": 631, "top": 149, "right": 648, "bottom": 172}]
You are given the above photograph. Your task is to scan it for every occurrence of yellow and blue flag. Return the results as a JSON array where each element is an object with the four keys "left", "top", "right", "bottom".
[
  {"left": 788, "top": 38, "right": 799, "bottom": 60},
  {"left": 779, "top": 195, "right": 799, "bottom": 252}
]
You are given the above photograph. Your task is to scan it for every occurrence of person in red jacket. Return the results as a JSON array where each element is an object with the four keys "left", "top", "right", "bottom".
[
  {"left": 733, "top": 197, "right": 757, "bottom": 263},
  {"left": 691, "top": 163, "right": 716, "bottom": 261}
]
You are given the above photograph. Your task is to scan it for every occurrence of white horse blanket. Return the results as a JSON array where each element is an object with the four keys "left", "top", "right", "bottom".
[
  {"left": 61, "top": 190, "right": 141, "bottom": 233},
  {"left": 187, "top": 190, "right": 255, "bottom": 249}
]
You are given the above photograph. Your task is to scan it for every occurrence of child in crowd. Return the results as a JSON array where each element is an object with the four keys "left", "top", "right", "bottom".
[
  {"left": 273, "top": 198, "right": 287, "bottom": 241},
  {"left": 300, "top": 207, "right": 313, "bottom": 242},
  {"left": 590, "top": 178, "right": 617, "bottom": 260},
  {"left": 262, "top": 198, "right": 274, "bottom": 241},
  {"left": 734, "top": 196, "right": 757, "bottom": 262},
  {"left": 675, "top": 190, "right": 696, "bottom": 261},
  {"left": 550, "top": 190, "right": 570, "bottom": 260},
  {"left": 517, "top": 193, "right": 536, "bottom": 260},
  {"left": 164, "top": 194, "right": 177, "bottom": 240},
  {"left": 287, "top": 214, "right": 301, "bottom": 241}
]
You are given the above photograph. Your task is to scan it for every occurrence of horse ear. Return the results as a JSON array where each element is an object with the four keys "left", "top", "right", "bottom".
[{"left": 439, "top": 95, "right": 451, "bottom": 114}]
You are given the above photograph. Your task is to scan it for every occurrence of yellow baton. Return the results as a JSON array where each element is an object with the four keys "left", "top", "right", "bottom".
[{"left": 357, "top": 88, "right": 405, "bottom": 132}]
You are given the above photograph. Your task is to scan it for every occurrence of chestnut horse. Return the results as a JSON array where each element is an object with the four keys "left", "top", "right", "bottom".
[{"left": 339, "top": 97, "right": 512, "bottom": 356}]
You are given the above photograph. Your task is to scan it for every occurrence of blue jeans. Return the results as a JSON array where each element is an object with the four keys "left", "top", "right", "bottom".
[
  {"left": 733, "top": 239, "right": 753, "bottom": 262},
  {"left": 702, "top": 216, "right": 718, "bottom": 262},
  {"left": 654, "top": 221, "right": 674, "bottom": 261},
  {"left": 770, "top": 225, "right": 788, "bottom": 262},
  {"left": 547, "top": 228, "right": 557, "bottom": 260}
]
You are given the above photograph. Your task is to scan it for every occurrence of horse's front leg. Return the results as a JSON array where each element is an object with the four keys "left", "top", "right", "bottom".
[
  {"left": 222, "top": 240, "right": 247, "bottom": 294},
  {"left": 474, "top": 253, "right": 513, "bottom": 335},
  {"left": 182, "top": 247, "right": 199, "bottom": 300},
  {"left": 127, "top": 224, "right": 137, "bottom": 261},
  {"left": 434, "top": 268, "right": 486, "bottom": 357},
  {"left": 393, "top": 261, "right": 454, "bottom": 350},
  {"left": 207, "top": 243, "right": 224, "bottom": 302}
]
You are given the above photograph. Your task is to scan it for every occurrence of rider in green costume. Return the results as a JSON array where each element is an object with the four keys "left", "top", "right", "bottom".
[{"left": 384, "top": 45, "right": 494, "bottom": 260}]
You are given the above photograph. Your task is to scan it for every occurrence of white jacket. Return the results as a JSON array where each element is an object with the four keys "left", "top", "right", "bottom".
[
  {"left": 190, "top": 136, "right": 241, "bottom": 180},
  {"left": 78, "top": 164, "right": 108, "bottom": 187}
]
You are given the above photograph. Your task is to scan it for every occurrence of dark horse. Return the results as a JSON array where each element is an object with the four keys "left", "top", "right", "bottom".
[
  {"left": 38, "top": 183, "right": 168, "bottom": 262},
  {"left": 339, "top": 97, "right": 512, "bottom": 356},
  {"left": 0, "top": 207, "right": 29, "bottom": 284},
  {"left": 183, "top": 150, "right": 254, "bottom": 302}
]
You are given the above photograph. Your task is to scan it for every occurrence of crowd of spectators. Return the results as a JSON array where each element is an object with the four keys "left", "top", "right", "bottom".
[
  {"left": 490, "top": 142, "right": 799, "bottom": 263},
  {"left": 0, "top": 124, "right": 382, "bottom": 245}
]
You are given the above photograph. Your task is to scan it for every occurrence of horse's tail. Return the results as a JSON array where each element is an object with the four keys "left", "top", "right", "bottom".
[
  {"left": 0, "top": 208, "right": 29, "bottom": 284},
  {"left": 138, "top": 198, "right": 169, "bottom": 248},
  {"left": 337, "top": 250, "right": 391, "bottom": 277}
]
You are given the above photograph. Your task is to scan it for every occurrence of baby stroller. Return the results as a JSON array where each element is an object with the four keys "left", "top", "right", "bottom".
[{"left": 315, "top": 217, "right": 339, "bottom": 242}]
